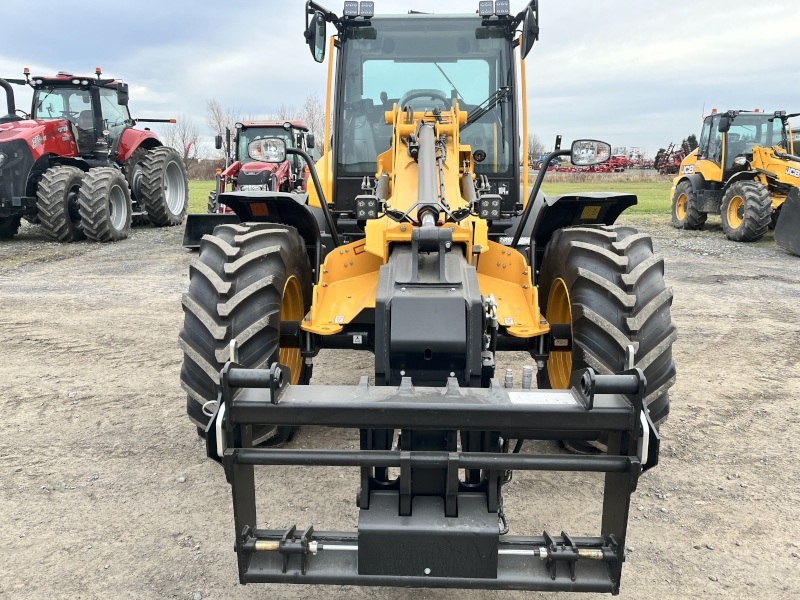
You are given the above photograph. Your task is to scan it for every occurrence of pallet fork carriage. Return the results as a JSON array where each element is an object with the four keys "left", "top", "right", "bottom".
[
  {"left": 179, "top": 1, "right": 677, "bottom": 593},
  {"left": 208, "top": 344, "right": 660, "bottom": 593}
]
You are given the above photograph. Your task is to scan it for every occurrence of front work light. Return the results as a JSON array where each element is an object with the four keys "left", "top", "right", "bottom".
[
  {"left": 494, "top": 0, "right": 510, "bottom": 15},
  {"left": 343, "top": 1, "right": 359, "bottom": 16},
  {"left": 359, "top": 1, "right": 374, "bottom": 17},
  {"left": 479, "top": 1, "right": 495, "bottom": 16}
]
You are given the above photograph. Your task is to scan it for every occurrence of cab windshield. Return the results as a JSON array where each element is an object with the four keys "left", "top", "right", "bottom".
[
  {"left": 32, "top": 87, "right": 93, "bottom": 127},
  {"left": 725, "top": 114, "right": 788, "bottom": 169},
  {"left": 338, "top": 16, "right": 514, "bottom": 176},
  {"left": 237, "top": 127, "right": 294, "bottom": 165}
]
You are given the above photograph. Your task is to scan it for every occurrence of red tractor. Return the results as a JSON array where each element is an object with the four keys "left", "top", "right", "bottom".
[
  {"left": 184, "top": 120, "right": 316, "bottom": 247},
  {"left": 0, "top": 69, "right": 188, "bottom": 242}
]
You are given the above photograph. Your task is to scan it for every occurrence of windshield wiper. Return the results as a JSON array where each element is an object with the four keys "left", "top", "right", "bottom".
[
  {"left": 462, "top": 87, "right": 510, "bottom": 129},
  {"left": 434, "top": 63, "right": 464, "bottom": 104}
]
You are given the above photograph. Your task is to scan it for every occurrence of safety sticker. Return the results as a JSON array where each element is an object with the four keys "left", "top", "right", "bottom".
[
  {"left": 509, "top": 392, "right": 577, "bottom": 405},
  {"left": 504, "top": 317, "right": 515, "bottom": 326},
  {"left": 334, "top": 316, "right": 345, "bottom": 324},
  {"left": 580, "top": 205, "right": 601, "bottom": 219}
]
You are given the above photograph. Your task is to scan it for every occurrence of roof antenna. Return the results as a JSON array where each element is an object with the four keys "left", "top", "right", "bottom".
[{"left": 701, "top": 102, "right": 705, "bottom": 118}]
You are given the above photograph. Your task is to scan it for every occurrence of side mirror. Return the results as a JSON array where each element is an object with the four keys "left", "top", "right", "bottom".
[
  {"left": 248, "top": 138, "right": 286, "bottom": 163},
  {"left": 571, "top": 140, "right": 611, "bottom": 166},
  {"left": 215, "top": 135, "right": 223, "bottom": 150},
  {"left": 719, "top": 115, "right": 731, "bottom": 133},
  {"left": 306, "top": 133, "right": 315, "bottom": 149},
  {"left": 305, "top": 10, "right": 327, "bottom": 63},
  {"left": 521, "top": 4, "right": 539, "bottom": 60},
  {"left": 117, "top": 82, "right": 129, "bottom": 106}
]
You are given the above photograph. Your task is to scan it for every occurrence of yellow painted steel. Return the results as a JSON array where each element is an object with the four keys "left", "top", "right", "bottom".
[
  {"left": 308, "top": 36, "right": 336, "bottom": 210},
  {"left": 279, "top": 276, "right": 305, "bottom": 384},
  {"left": 675, "top": 192, "right": 687, "bottom": 220},
  {"left": 545, "top": 278, "right": 572, "bottom": 389},
  {"left": 520, "top": 35, "right": 530, "bottom": 208},
  {"left": 302, "top": 101, "right": 548, "bottom": 339},
  {"left": 726, "top": 195, "right": 745, "bottom": 229}
]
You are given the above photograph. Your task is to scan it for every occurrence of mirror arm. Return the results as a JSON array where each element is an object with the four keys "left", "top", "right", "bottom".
[
  {"left": 287, "top": 148, "right": 340, "bottom": 248},
  {"left": 511, "top": 149, "right": 570, "bottom": 249}
]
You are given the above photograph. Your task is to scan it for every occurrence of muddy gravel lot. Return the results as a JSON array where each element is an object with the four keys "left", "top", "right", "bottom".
[{"left": 1, "top": 215, "right": 799, "bottom": 599}]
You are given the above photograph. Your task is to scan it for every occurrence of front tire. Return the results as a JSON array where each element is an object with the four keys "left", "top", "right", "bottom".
[
  {"left": 721, "top": 180, "right": 771, "bottom": 242},
  {"left": 78, "top": 168, "right": 132, "bottom": 243},
  {"left": 139, "top": 147, "right": 189, "bottom": 226},
  {"left": 179, "top": 222, "right": 313, "bottom": 446},
  {"left": 36, "top": 166, "right": 86, "bottom": 242},
  {"left": 207, "top": 190, "right": 218, "bottom": 214},
  {"left": 537, "top": 225, "right": 677, "bottom": 434},
  {"left": 671, "top": 180, "right": 706, "bottom": 230}
]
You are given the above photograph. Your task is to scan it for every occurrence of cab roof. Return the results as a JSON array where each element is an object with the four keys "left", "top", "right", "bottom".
[{"left": 238, "top": 120, "right": 309, "bottom": 132}]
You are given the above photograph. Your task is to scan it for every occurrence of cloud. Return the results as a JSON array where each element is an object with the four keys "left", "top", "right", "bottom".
[{"left": 2, "top": 0, "right": 799, "bottom": 157}]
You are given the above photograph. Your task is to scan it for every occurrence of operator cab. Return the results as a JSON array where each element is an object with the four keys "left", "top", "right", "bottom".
[
  {"left": 334, "top": 14, "right": 520, "bottom": 226},
  {"left": 234, "top": 120, "right": 315, "bottom": 191},
  {"left": 29, "top": 73, "right": 133, "bottom": 158},
  {"left": 698, "top": 110, "right": 790, "bottom": 179}
]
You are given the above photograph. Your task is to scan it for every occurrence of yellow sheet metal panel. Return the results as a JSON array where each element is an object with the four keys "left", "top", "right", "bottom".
[{"left": 476, "top": 241, "right": 547, "bottom": 338}]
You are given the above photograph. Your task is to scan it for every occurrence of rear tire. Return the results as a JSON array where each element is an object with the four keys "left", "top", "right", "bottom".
[
  {"left": 207, "top": 190, "right": 218, "bottom": 214},
  {"left": 720, "top": 180, "right": 771, "bottom": 242},
  {"left": 139, "top": 147, "right": 189, "bottom": 226},
  {"left": 671, "top": 180, "right": 706, "bottom": 230},
  {"left": 537, "top": 225, "right": 677, "bottom": 445},
  {"left": 0, "top": 216, "right": 21, "bottom": 240},
  {"left": 179, "top": 222, "right": 313, "bottom": 446},
  {"left": 36, "top": 166, "right": 86, "bottom": 242},
  {"left": 78, "top": 168, "right": 132, "bottom": 243}
]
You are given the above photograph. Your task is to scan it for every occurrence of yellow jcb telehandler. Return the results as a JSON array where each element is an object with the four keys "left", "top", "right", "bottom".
[
  {"left": 178, "top": 0, "right": 678, "bottom": 593},
  {"left": 670, "top": 109, "right": 800, "bottom": 254}
]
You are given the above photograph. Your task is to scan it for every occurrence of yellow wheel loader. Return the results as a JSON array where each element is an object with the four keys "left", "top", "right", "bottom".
[
  {"left": 670, "top": 109, "right": 800, "bottom": 252},
  {"left": 178, "top": 1, "right": 677, "bottom": 593}
]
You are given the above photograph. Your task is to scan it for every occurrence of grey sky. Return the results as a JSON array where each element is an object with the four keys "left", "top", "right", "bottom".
[{"left": 2, "top": 1, "right": 799, "bottom": 157}]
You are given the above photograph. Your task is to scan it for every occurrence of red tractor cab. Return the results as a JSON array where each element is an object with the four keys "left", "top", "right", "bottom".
[
  {"left": 207, "top": 120, "right": 315, "bottom": 214},
  {"left": 0, "top": 69, "right": 188, "bottom": 242}
]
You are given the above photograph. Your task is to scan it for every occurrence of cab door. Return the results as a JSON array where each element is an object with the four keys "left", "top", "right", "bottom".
[{"left": 694, "top": 115, "right": 724, "bottom": 184}]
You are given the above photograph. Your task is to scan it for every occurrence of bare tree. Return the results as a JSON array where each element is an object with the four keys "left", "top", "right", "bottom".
[
  {"left": 158, "top": 114, "right": 205, "bottom": 169},
  {"left": 206, "top": 99, "right": 241, "bottom": 157},
  {"left": 528, "top": 133, "right": 545, "bottom": 164},
  {"left": 299, "top": 93, "right": 326, "bottom": 155}
]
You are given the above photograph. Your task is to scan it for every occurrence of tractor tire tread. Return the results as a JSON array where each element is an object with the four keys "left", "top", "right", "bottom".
[
  {"left": 78, "top": 167, "right": 132, "bottom": 243},
  {"left": 671, "top": 180, "right": 707, "bottom": 230},
  {"left": 721, "top": 180, "right": 772, "bottom": 242},
  {"left": 139, "top": 146, "right": 188, "bottom": 227},
  {"left": 36, "top": 165, "right": 86, "bottom": 242}
]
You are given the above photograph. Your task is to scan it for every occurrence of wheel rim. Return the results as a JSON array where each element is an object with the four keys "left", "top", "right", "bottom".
[
  {"left": 280, "top": 276, "right": 304, "bottom": 385},
  {"left": 131, "top": 164, "right": 143, "bottom": 199},
  {"left": 727, "top": 195, "right": 745, "bottom": 229},
  {"left": 108, "top": 184, "right": 127, "bottom": 231},
  {"left": 546, "top": 278, "right": 572, "bottom": 389},
  {"left": 675, "top": 193, "right": 687, "bottom": 220},
  {"left": 164, "top": 160, "right": 186, "bottom": 214}
]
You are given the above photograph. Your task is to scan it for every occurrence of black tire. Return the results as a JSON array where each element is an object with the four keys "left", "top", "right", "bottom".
[
  {"left": 207, "top": 190, "right": 218, "bottom": 214},
  {"left": 179, "top": 222, "right": 313, "bottom": 446},
  {"left": 139, "top": 147, "right": 188, "bottom": 226},
  {"left": 671, "top": 180, "right": 706, "bottom": 230},
  {"left": 0, "top": 216, "right": 21, "bottom": 240},
  {"left": 537, "top": 224, "right": 677, "bottom": 432},
  {"left": 123, "top": 147, "right": 150, "bottom": 227},
  {"left": 720, "top": 180, "right": 772, "bottom": 242},
  {"left": 36, "top": 166, "right": 86, "bottom": 242},
  {"left": 78, "top": 167, "right": 132, "bottom": 243}
]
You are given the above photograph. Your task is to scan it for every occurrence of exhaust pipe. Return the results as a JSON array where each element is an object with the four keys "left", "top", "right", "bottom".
[{"left": 0, "top": 78, "right": 16, "bottom": 117}]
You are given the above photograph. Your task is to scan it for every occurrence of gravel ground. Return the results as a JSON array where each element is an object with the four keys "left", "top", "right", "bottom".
[{"left": 1, "top": 215, "right": 799, "bottom": 599}]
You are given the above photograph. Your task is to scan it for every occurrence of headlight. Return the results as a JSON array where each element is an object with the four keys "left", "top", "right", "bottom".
[
  {"left": 734, "top": 156, "right": 747, "bottom": 166},
  {"left": 239, "top": 184, "right": 268, "bottom": 192},
  {"left": 0, "top": 152, "right": 6, "bottom": 168}
]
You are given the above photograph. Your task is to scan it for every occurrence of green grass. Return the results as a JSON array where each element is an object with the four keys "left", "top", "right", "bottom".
[
  {"left": 189, "top": 180, "right": 674, "bottom": 215},
  {"left": 541, "top": 182, "right": 673, "bottom": 214},
  {"left": 189, "top": 180, "right": 215, "bottom": 214}
]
